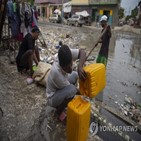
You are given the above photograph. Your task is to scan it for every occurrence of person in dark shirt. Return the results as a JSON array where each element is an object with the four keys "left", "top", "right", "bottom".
[
  {"left": 95, "top": 15, "right": 111, "bottom": 67},
  {"left": 95, "top": 15, "right": 111, "bottom": 102},
  {"left": 16, "top": 26, "right": 40, "bottom": 77}
]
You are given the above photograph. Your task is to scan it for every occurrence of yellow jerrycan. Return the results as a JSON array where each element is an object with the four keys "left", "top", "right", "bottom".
[
  {"left": 67, "top": 96, "right": 91, "bottom": 141},
  {"left": 79, "top": 63, "right": 106, "bottom": 98}
]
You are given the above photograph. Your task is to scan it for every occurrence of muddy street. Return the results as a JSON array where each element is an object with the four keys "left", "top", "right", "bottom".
[{"left": 0, "top": 23, "right": 141, "bottom": 141}]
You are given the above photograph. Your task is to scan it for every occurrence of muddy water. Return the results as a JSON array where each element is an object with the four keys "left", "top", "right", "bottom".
[
  {"left": 104, "top": 32, "right": 141, "bottom": 107},
  {"left": 96, "top": 32, "right": 141, "bottom": 141}
]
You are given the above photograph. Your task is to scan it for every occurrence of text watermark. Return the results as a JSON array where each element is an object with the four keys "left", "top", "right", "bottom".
[{"left": 90, "top": 122, "right": 138, "bottom": 136}]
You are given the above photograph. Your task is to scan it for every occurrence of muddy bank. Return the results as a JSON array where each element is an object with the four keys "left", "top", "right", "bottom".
[{"left": 0, "top": 53, "right": 46, "bottom": 141}]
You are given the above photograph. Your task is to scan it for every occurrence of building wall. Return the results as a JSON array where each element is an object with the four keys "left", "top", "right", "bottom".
[
  {"left": 35, "top": 0, "right": 119, "bottom": 26},
  {"left": 89, "top": 0, "right": 120, "bottom": 26},
  {"left": 71, "top": 0, "right": 90, "bottom": 17},
  {"left": 72, "top": 0, "right": 89, "bottom": 5},
  {"left": 35, "top": 3, "right": 62, "bottom": 19},
  {"left": 89, "top": 5, "right": 119, "bottom": 27},
  {"left": 36, "top": 4, "right": 48, "bottom": 18},
  {"left": 71, "top": 5, "right": 90, "bottom": 15},
  {"left": 71, "top": 0, "right": 119, "bottom": 27},
  {"left": 89, "top": 0, "right": 119, "bottom": 5}
]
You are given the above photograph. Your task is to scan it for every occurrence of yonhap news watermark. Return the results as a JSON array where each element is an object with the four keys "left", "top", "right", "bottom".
[
  {"left": 99, "top": 125, "right": 138, "bottom": 132},
  {"left": 90, "top": 122, "right": 138, "bottom": 136}
]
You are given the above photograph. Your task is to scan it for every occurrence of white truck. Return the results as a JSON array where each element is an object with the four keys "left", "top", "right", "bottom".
[{"left": 49, "top": 14, "right": 59, "bottom": 23}]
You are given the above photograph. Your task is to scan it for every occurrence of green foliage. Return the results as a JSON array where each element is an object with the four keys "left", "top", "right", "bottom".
[
  {"left": 118, "top": 7, "right": 124, "bottom": 19},
  {"left": 27, "top": 0, "right": 34, "bottom": 6},
  {"left": 131, "top": 6, "right": 138, "bottom": 18},
  {"left": 125, "top": 15, "right": 131, "bottom": 21},
  {"left": 125, "top": 5, "right": 138, "bottom": 21}
]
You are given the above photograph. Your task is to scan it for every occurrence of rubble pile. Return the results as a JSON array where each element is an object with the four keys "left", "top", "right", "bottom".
[
  {"left": 35, "top": 27, "right": 96, "bottom": 67},
  {"left": 36, "top": 28, "right": 88, "bottom": 64},
  {"left": 119, "top": 95, "right": 141, "bottom": 124}
]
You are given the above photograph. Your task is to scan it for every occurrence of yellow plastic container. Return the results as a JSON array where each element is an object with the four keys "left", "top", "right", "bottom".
[
  {"left": 79, "top": 63, "right": 106, "bottom": 98},
  {"left": 67, "top": 96, "right": 90, "bottom": 141}
]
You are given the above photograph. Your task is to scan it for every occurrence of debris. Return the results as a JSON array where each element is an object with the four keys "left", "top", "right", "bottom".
[
  {"left": 66, "top": 34, "right": 70, "bottom": 38},
  {"left": 108, "top": 96, "right": 112, "bottom": 100},
  {"left": 118, "top": 95, "right": 141, "bottom": 124},
  {"left": 120, "top": 81, "right": 128, "bottom": 87},
  {"left": 115, "top": 101, "right": 118, "bottom": 104},
  {"left": 47, "top": 125, "right": 52, "bottom": 131},
  {"left": 36, "top": 27, "right": 92, "bottom": 66},
  {"left": 124, "top": 110, "right": 128, "bottom": 116},
  {"left": 26, "top": 78, "right": 34, "bottom": 85}
]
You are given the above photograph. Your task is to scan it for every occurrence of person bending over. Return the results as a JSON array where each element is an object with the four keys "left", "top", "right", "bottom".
[
  {"left": 46, "top": 45, "right": 86, "bottom": 120},
  {"left": 16, "top": 26, "right": 40, "bottom": 77}
]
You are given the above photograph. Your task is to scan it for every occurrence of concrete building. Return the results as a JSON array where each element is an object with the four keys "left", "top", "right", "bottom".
[
  {"left": 35, "top": 0, "right": 120, "bottom": 26},
  {"left": 35, "top": 0, "right": 70, "bottom": 19},
  {"left": 89, "top": 0, "right": 120, "bottom": 27},
  {"left": 71, "top": 0, "right": 120, "bottom": 27},
  {"left": 71, "top": 0, "right": 90, "bottom": 14}
]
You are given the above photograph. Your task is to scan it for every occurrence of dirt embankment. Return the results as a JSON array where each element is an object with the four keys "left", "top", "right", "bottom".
[
  {"left": 0, "top": 51, "right": 46, "bottom": 141},
  {"left": 114, "top": 25, "right": 141, "bottom": 34}
]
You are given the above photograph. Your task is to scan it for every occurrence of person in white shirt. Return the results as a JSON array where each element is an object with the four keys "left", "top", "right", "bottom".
[{"left": 46, "top": 45, "right": 86, "bottom": 119}]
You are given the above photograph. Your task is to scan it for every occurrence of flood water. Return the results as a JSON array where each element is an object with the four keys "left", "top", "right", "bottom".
[
  {"left": 95, "top": 32, "right": 141, "bottom": 141},
  {"left": 104, "top": 32, "right": 141, "bottom": 107}
]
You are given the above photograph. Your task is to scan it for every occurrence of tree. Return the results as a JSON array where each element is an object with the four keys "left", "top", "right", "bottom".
[
  {"left": 28, "top": 0, "right": 34, "bottom": 6},
  {"left": 118, "top": 7, "right": 124, "bottom": 19},
  {"left": 131, "top": 6, "right": 138, "bottom": 18},
  {"left": 125, "top": 15, "right": 131, "bottom": 21}
]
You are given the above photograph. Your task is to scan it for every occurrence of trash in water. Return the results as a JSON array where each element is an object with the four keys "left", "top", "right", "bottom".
[
  {"left": 119, "top": 95, "right": 141, "bottom": 124},
  {"left": 115, "top": 101, "right": 118, "bottom": 104}
]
